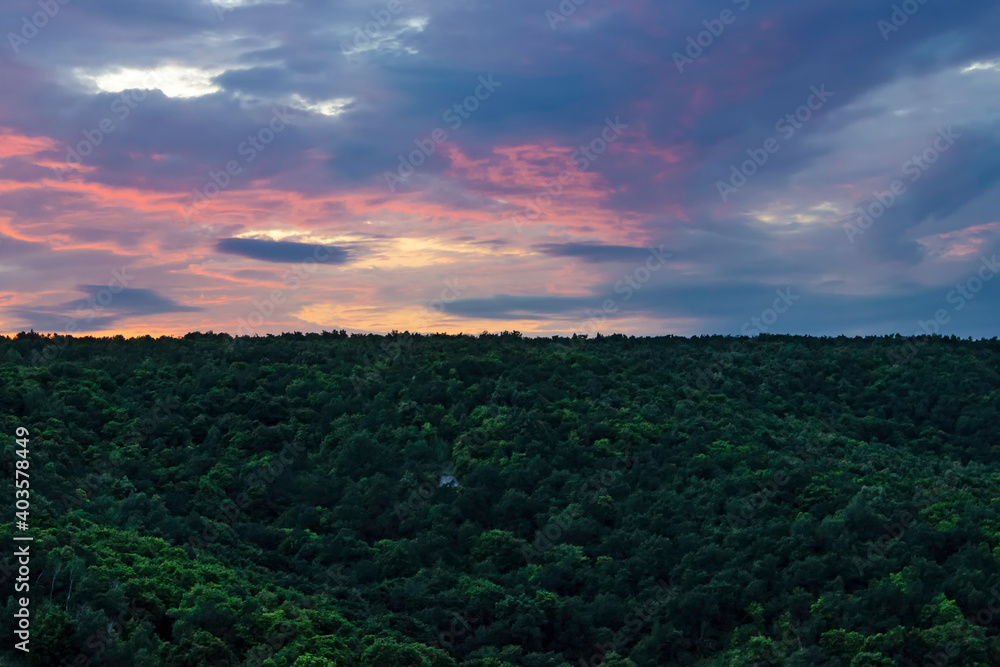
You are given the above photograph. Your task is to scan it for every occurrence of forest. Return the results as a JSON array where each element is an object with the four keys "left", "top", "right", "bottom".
[{"left": 1, "top": 330, "right": 999, "bottom": 666}]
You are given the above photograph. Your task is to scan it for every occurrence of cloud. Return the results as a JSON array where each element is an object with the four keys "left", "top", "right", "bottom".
[
  {"left": 1, "top": 0, "right": 1000, "bottom": 336},
  {"left": 440, "top": 269, "right": 1000, "bottom": 339},
  {"left": 9, "top": 310, "right": 120, "bottom": 334},
  {"left": 0, "top": 234, "right": 47, "bottom": 259},
  {"left": 441, "top": 293, "right": 589, "bottom": 320},
  {"left": 67, "top": 285, "right": 202, "bottom": 315},
  {"left": 215, "top": 237, "right": 352, "bottom": 263},
  {"left": 7, "top": 286, "right": 200, "bottom": 333},
  {"left": 536, "top": 243, "right": 670, "bottom": 263}
]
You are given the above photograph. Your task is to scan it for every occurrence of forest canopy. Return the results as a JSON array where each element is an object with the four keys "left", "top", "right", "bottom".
[{"left": 1, "top": 331, "right": 999, "bottom": 666}]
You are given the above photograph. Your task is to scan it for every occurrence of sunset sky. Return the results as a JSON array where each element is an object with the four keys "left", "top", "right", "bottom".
[{"left": 1, "top": 0, "right": 999, "bottom": 337}]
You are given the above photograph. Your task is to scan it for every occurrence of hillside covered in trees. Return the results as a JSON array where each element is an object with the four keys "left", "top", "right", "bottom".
[{"left": 2, "top": 331, "right": 1000, "bottom": 666}]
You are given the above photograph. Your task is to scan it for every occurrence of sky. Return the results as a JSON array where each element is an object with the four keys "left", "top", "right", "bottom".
[{"left": 1, "top": 0, "right": 999, "bottom": 338}]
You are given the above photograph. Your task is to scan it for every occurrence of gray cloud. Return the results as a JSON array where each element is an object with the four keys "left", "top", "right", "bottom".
[
  {"left": 536, "top": 243, "right": 671, "bottom": 263},
  {"left": 8, "top": 286, "right": 200, "bottom": 333},
  {"left": 215, "top": 237, "right": 352, "bottom": 264}
]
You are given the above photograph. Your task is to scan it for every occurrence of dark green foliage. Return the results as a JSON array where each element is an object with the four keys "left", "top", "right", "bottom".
[{"left": 1, "top": 331, "right": 999, "bottom": 665}]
